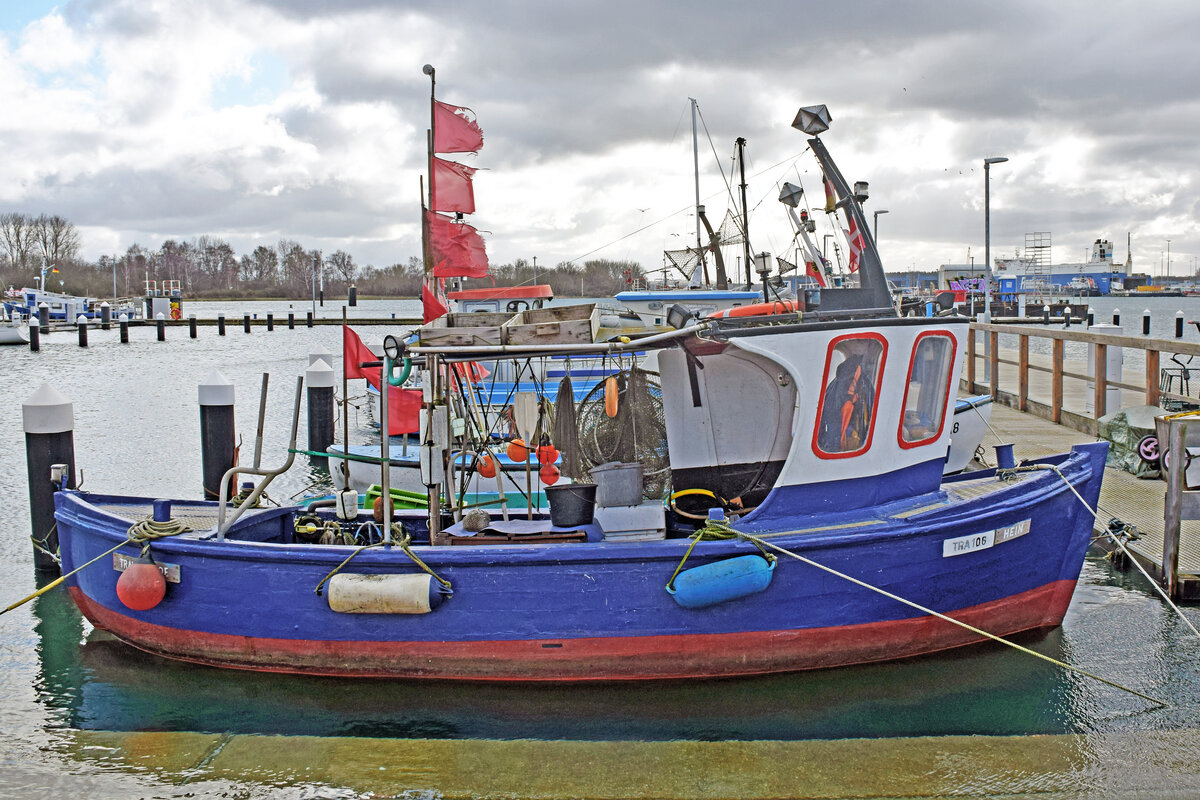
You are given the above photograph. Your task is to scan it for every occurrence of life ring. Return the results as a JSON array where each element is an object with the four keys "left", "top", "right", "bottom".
[
  {"left": 708, "top": 300, "right": 801, "bottom": 319},
  {"left": 170, "top": 307, "right": 181, "bottom": 320}
]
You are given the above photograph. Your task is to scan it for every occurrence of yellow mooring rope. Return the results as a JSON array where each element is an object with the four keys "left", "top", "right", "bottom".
[{"left": 732, "top": 527, "right": 1166, "bottom": 708}]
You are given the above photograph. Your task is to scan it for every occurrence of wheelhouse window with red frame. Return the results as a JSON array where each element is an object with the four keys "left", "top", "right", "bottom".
[
  {"left": 813, "top": 334, "right": 887, "bottom": 458},
  {"left": 899, "top": 332, "right": 956, "bottom": 448}
]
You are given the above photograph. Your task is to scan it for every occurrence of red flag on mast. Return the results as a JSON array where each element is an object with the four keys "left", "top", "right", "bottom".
[
  {"left": 433, "top": 100, "right": 484, "bottom": 153},
  {"left": 430, "top": 156, "right": 477, "bottom": 214},
  {"left": 426, "top": 211, "right": 489, "bottom": 278}
]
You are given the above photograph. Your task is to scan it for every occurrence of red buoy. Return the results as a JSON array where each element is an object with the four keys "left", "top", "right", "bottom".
[
  {"left": 539, "top": 463, "right": 561, "bottom": 485},
  {"left": 506, "top": 439, "right": 529, "bottom": 462},
  {"left": 115, "top": 556, "right": 166, "bottom": 611},
  {"left": 478, "top": 453, "right": 497, "bottom": 479},
  {"left": 536, "top": 444, "right": 559, "bottom": 465}
]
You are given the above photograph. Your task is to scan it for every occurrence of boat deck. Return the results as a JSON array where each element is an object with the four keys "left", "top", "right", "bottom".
[{"left": 983, "top": 403, "right": 1200, "bottom": 598}]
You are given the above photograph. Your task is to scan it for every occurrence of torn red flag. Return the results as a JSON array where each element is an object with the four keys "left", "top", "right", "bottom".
[
  {"left": 427, "top": 211, "right": 489, "bottom": 278},
  {"left": 430, "top": 156, "right": 476, "bottom": 214},
  {"left": 383, "top": 385, "right": 422, "bottom": 435},
  {"left": 422, "top": 278, "right": 450, "bottom": 323},
  {"left": 342, "top": 325, "right": 378, "bottom": 382},
  {"left": 433, "top": 100, "right": 484, "bottom": 153}
]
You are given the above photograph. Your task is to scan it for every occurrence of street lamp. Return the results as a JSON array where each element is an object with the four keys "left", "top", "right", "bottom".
[
  {"left": 983, "top": 156, "right": 1008, "bottom": 321},
  {"left": 873, "top": 209, "right": 889, "bottom": 241},
  {"left": 1167, "top": 239, "right": 1171, "bottom": 280}
]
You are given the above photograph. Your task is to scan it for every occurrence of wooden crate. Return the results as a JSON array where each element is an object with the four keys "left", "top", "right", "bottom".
[
  {"left": 501, "top": 303, "right": 600, "bottom": 345},
  {"left": 418, "top": 311, "right": 512, "bottom": 346}
]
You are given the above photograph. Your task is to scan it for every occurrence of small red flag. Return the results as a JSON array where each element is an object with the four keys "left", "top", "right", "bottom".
[
  {"left": 342, "top": 325, "right": 378, "bottom": 382},
  {"left": 384, "top": 386, "right": 422, "bottom": 435},
  {"left": 804, "top": 260, "right": 827, "bottom": 288},
  {"left": 433, "top": 100, "right": 484, "bottom": 153},
  {"left": 427, "top": 211, "right": 489, "bottom": 278},
  {"left": 422, "top": 279, "right": 450, "bottom": 323},
  {"left": 431, "top": 156, "right": 476, "bottom": 214}
]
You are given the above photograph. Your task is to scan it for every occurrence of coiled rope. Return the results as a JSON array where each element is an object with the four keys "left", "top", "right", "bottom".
[{"left": 666, "top": 518, "right": 775, "bottom": 593}]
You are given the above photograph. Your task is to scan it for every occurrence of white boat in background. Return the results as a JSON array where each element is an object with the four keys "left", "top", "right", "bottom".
[{"left": 0, "top": 308, "right": 29, "bottom": 345}]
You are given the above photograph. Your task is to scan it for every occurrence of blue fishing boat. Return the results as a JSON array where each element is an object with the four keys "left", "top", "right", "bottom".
[{"left": 51, "top": 105, "right": 1107, "bottom": 681}]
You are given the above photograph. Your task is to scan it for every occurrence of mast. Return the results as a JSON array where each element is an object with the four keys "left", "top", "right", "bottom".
[
  {"left": 736, "top": 137, "right": 751, "bottom": 289},
  {"left": 690, "top": 98, "right": 705, "bottom": 285}
]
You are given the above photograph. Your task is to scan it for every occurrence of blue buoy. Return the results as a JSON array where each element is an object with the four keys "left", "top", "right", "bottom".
[{"left": 668, "top": 555, "right": 776, "bottom": 609}]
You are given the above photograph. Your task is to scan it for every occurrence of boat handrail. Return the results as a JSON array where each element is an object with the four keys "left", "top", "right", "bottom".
[
  {"left": 216, "top": 375, "right": 304, "bottom": 538},
  {"left": 408, "top": 320, "right": 713, "bottom": 359}
]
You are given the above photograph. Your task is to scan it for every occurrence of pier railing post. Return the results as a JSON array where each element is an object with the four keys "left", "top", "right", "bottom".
[
  {"left": 988, "top": 329, "right": 999, "bottom": 399},
  {"left": 966, "top": 326, "right": 976, "bottom": 390},
  {"left": 1051, "top": 339, "right": 1064, "bottom": 424},
  {"left": 1018, "top": 334, "right": 1029, "bottom": 411},
  {"left": 1147, "top": 349, "right": 1161, "bottom": 407},
  {"left": 1164, "top": 419, "right": 1186, "bottom": 599}
]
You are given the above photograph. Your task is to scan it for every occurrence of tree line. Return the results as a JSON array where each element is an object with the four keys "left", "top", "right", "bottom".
[{"left": 0, "top": 212, "right": 644, "bottom": 300}]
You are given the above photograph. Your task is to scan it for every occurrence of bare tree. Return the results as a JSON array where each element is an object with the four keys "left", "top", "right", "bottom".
[
  {"left": 328, "top": 249, "right": 357, "bottom": 283},
  {"left": 33, "top": 214, "right": 81, "bottom": 267},
  {"left": 0, "top": 212, "right": 37, "bottom": 272}
]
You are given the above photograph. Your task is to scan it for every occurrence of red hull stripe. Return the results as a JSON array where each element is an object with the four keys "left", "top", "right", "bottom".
[{"left": 70, "top": 580, "right": 1077, "bottom": 681}]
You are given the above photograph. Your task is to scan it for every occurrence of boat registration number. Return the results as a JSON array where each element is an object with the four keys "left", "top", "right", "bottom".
[
  {"left": 942, "top": 519, "right": 1030, "bottom": 558},
  {"left": 112, "top": 553, "right": 181, "bottom": 583}
]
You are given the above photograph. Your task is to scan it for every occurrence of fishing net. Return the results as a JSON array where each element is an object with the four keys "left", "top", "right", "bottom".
[
  {"left": 552, "top": 373, "right": 585, "bottom": 480},
  {"left": 575, "top": 366, "right": 668, "bottom": 500}
]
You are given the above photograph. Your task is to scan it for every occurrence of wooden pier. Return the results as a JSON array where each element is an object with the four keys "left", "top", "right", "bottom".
[{"left": 962, "top": 322, "right": 1200, "bottom": 599}]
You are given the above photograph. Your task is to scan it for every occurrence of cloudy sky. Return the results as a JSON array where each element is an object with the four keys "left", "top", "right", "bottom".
[{"left": 2, "top": 0, "right": 1197, "bottom": 282}]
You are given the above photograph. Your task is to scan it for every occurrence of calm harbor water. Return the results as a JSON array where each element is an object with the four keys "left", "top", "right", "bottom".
[{"left": 3, "top": 298, "right": 1200, "bottom": 797}]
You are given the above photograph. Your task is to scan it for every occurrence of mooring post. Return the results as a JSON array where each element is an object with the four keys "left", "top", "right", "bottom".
[
  {"left": 306, "top": 311, "right": 314, "bottom": 328},
  {"left": 1113, "top": 308, "right": 1121, "bottom": 326},
  {"left": 199, "top": 371, "right": 236, "bottom": 501},
  {"left": 118, "top": 314, "right": 129, "bottom": 344},
  {"left": 189, "top": 313, "right": 198, "bottom": 338},
  {"left": 267, "top": 313, "right": 274, "bottom": 332},
  {"left": 100, "top": 301, "right": 111, "bottom": 330},
  {"left": 243, "top": 313, "right": 251, "bottom": 334},
  {"left": 23, "top": 384, "right": 75, "bottom": 573},
  {"left": 1176, "top": 310, "right": 1185, "bottom": 338},
  {"left": 1043, "top": 304, "right": 1050, "bottom": 324},
  {"left": 29, "top": 320, "right": 39, "bottom": 352},
  {"left": 288, "top": 311, "right": 295, "bottom": 330},
  {"left": 76, "top": 315, "right": 87, "bottom": 347},
  {"left": 38, "top": 302, "right": 49, "bottom": 334},
  {"left": 306, "top": 357, "right": 335, "bottom": 458},
  {"left": 348, "top": 285, "right": 358, "bottom": 307},
  {"left": 156, "top": 312, "right": 166, "bottom": 341},
  {"left": 217, "top": 313, "right": 226, "bottom": 336},
  {"left": 1087, "top": 306, "right": 1095, "bottom": 327}
]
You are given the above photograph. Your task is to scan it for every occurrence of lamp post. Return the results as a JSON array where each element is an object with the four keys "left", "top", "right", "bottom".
[
  {"left": 983, "top": 157, "right": 1008, "bottom": 321},
  {"left": 1166, "top": 239, "right": 1171, "bottom": 281},
  {"left": 873, "top": 209, "right": 889, "bottom": 241}
]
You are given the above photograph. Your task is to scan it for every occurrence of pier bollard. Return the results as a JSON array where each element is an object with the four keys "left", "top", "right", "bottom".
[
  {"left": 288, "top": 312, "right": 295, "bottom": 330},
  {"left": 306, "top": 358, "right": 336, "bottom": 457},
  {"left": 1177, "top": 310, "right": 1185, "bottom": 338},
  {"left": 189, "top": 313, "right": 197, "bottom": 338},
  {"left": 156, "top": 312, "right": 166, "bottom": 341},
  {"left": 100, "top": 301, "right": 111, "bottom": 330},
  {"left": 1113, "top": 309, "right": 1120, "bottom": 326},
  {"left": 38, "top": 302, "right": 49, "bottom": 334},
  {"left": 76, "top": 315, "right": 88, "bottom": 347},
  {"left": 267, "top": 313, "right": 274, "bottom": 331},
  {"left": 1144, "top": 310, "right": 1152, "bottom": 336},
  {"left": 308, "top": 343, "right": 333, "bottom": 367},
  {"left": 243, "top": 313, "right": 251, "bottom": 334},
  {"left": 1064, "top": 310, "right": 1072, "bottom": 328},
  {"left": 349, "top": 285, "right": 358, "bottom": 307},
  {"left": 119, "top": 314, "right": 129, "bottom": 344},
  {"left": 217, "top": 314, "right": 226, "bottom": 336},
  {"left": 1043, "top": 304, "right": 1050, "bottom": 324},
  {"left": 23, "top": 384, "right": 75, "bottom": 572},
  {"left": 1087, "top": 307, "right": 1095, "bottom": 327},
  {"left": 306, "top": 311, "right": 313, "bottom": 328},
  {"left": 29, "top": 322, "right": 39, "bottom": 352},
  {"left": 199, "top": 371, "right": 236, "bottom": 501}
]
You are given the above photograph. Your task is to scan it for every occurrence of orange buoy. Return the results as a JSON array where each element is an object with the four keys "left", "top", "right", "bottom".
[
  {"left": 115, "top": 556, "right": 166, "bottom": 611},
  {"left": 539, "top": 463, "right": 561, "bottom": 485},
  {"left": 506, "top": 439, "right": 529, "bottom": 461},
  {"left": 536, "top": 444, "right": 559, "bottom": 465},
  {"left": 708, "top": 299, "right": 801, "bottom": 319},
  {"left": 478, "top": 453, "right": 497, "bottom": 479},
  {"left": 604, "top": 376, "right": 619, "bottom": 418},
  {"left": 372, "top": 495, "right": 395, "bottom": 523}
]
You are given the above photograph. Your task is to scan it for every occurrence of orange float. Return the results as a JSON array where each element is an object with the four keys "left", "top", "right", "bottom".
[{"left": 708, "top": 299, "right": 801, "bottom": 319}]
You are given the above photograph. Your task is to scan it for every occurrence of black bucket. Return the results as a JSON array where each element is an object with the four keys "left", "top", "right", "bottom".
[{"left": 546, "top": 483, "right": 597, "bottom": 527}]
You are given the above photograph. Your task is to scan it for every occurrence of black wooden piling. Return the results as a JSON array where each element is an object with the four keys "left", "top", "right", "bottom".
[
  {"left": 1177, "top": 311, "right": 1185, "bottom": 338},
  {"left": 306, "top": 311, "right": 313, "bottom": 328},
  {"left": 1113, "top": 309, "right": 1121, "bottom": 326},
  {"left": 1043, "top": 305, "right": 1050, "bottom": 324},
  {"left": 29, "top": 322, "right": 39, "bottom": 352},
  {"left": 1144, "top": 310, "right": 1152, "bottom": 335},
  {"left": 38, "top": 303, "right": 49, "bottom": 334},
  {"left": 199, "top": 372, "right": 236, "bottom": 501},
  {"left": 348, "top": 285, "right": 358, "bottom": 307},
  {"left": 119, "top": 315, "right": 129, "bottom": 343},
  {"left": 306, "top": 357, "right": 335, "bottom": 457},
  {"left": 267, "top": 313, "right": 274, "bottom": 331},
  {"left": 189, "top": 313, "right": 198, "bottom": 338},
  {"left": 156, "top": 314, "right": 166, "bottom": 341},
  {"left": 1087, "top": 307, "right": 1095, "bottom": 327},
  {"left": 243, "top": 313, "right": 251, "bottom": 334},
  {"left": 217, "top": 314, "right": 226, "bottom": 336},
  {"left": 23, "top": 385, "right": 75, "bottom": 572},
  {"left": 76, "top": 316, "right": 87, "bottom": 347},
  {"left": 288, "top": 312, "right": 295, "bottom": 330},
  {"left": 100, "top": 302, "right": 112, "bottom": 330}
]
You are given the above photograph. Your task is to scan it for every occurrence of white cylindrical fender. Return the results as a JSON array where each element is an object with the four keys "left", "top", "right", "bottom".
[{"left": 327, "top": 573, "right": 446, "bottom": 614}]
